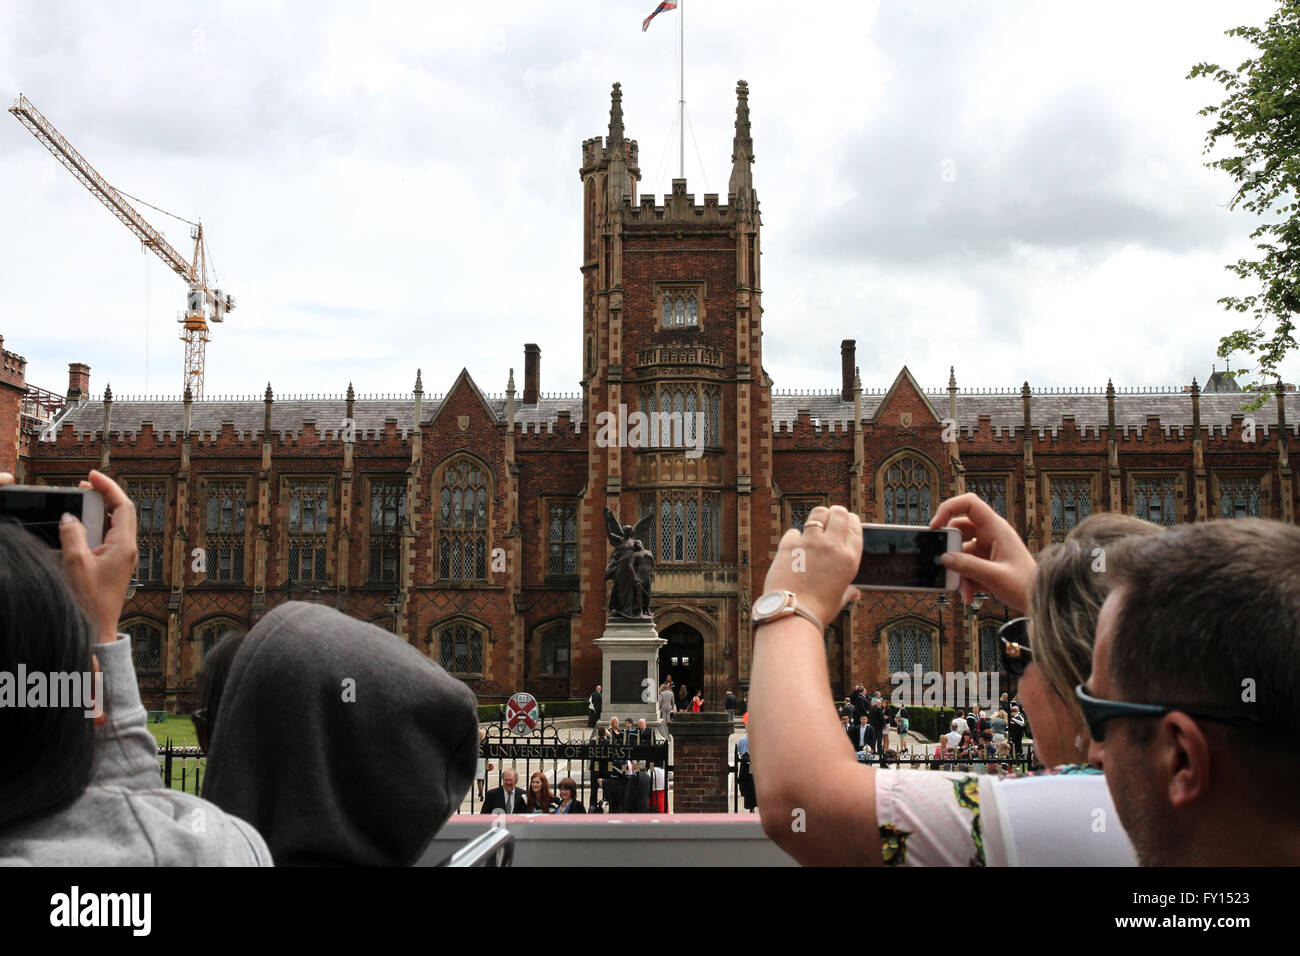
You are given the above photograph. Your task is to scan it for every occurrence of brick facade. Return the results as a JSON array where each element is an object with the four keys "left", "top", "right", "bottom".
[{"left": 12, "top": 80, "right": 1299, "bottom": 713}]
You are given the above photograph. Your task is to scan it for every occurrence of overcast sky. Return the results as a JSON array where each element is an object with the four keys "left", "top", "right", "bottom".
[{"left": 1, "top": 0, "right": 1291, "bottom": 402}]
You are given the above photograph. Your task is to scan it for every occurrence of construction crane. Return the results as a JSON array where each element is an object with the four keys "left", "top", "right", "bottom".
[{"left": 9, "top": 94, "right": 234, "bottom": 398}]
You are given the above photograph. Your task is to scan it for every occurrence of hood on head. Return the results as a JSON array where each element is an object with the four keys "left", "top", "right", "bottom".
[{"left": 203, "top": 602, "right": 479, "bottom": 866}]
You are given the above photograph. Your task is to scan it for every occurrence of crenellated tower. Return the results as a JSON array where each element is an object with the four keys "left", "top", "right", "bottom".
[{"left": 576, "top": 80, "right": 769, "bottom": 702}]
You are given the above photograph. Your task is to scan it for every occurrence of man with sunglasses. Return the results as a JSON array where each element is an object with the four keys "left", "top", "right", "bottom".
[{"left": 1081, "top": 518, "right": 1299, "bottom": 866}]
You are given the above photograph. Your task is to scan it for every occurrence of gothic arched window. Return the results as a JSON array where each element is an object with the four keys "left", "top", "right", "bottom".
[
  {"left": 880, "top": 454, "right": 935, "bottom": 525},
  {"left": 886, "top": 621, "right": 934, "bottom": 673},
  {"left": 123, "top": 618, "right": 164, "bottom": 674},
  {"left": 436, "top": 619, "right": 485, "bottom": 677},
  {"left": 437, "top": 458, "right": 489, "bottom": 581}
]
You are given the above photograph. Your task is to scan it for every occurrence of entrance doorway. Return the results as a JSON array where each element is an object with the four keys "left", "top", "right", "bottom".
[{"left": 658, "top": 622, "right": 704, "bottom": 708}]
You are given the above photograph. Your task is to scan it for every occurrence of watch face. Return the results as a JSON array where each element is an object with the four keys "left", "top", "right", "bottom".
[{"left": 753, "top": 591, "right": 788, "bottom": 618}]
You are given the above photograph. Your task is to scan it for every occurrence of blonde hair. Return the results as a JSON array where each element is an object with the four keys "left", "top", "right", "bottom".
[{"left": 1030, "top": 513, "right": 1165, "bottom": 740}]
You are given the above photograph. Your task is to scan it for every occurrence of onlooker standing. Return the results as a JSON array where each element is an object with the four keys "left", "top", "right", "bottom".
[
  {"left": 657, "top": 682, "right": 675, "bottom": 739},
  {"left": 868, "top": 696, "right": 886, "bottom": 756},
  {"left": 649, "top": 764, "right": 667, "bottom": 813},
  {"left": 588, "top": 684, "right": 603, "bottom": 728},
  {"left": 526, "top": 771, "right": 560, "bottom": 814},
  {"left": 945, "top": 717, "right": 966, "bottom": 750},
  {"left": 893, "top": 704, "right": 910, "bottom": 751},
  {"left": 677, "top": 683, "right": 690, "bottom": 713},
  {"left": 851, "top": 715, "right": 876, "bottom": 754},
  {"left": 990, "top": 710, "right": 1008, "bottom": 751},
  {"left": 475, "top": 729, "right": 488, "bottom": 801},
  {"left": 1008, "top": 705, "right": 1026, "bottom": 759},
  {"left": 690, "top": 690, "right": 703, "bottom": 712},
  {"left": 725, "top": 688, "right": 738, "bottom": 721},
  {"left": 553, "top": 778, "right": 585, "bottom": 814},
  {"left": 482, "top": 769, "right": 528, "bottom": 814}
]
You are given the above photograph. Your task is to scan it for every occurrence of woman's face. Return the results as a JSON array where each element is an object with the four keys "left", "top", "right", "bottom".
[
  {"left": 531, "top": 775, "right": 543, "bottom": 792},
  {"left": 1016, "top": 661, "right": 1082, "bottom": 767}
]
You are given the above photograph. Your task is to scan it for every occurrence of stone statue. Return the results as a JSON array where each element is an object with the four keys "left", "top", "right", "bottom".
[{"left": 604, "top": 508, "right": 655, "bottom": 621}]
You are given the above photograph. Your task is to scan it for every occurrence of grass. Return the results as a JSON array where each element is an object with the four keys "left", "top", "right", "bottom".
[
  {"left": 148, "top": 714, "right": 200, "bottom": 749},
  {"left": 148, "top": 715, "right": 207, "bottom": 792}
]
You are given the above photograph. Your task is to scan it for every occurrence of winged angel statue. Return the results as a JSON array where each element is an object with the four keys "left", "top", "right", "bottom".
[{"left": 603, "top": 508, "right": 655, "bottom": 621}]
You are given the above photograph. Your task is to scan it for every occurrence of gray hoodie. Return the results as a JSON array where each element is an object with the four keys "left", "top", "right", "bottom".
[
  {"left": 0, "top": 635, "right": 272, "bottom": 866},
  {"left": 203, "top": 602, "right": 478, "bottom": 866}
]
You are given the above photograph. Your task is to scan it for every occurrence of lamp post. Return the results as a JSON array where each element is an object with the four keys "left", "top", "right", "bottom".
[
  {"left": 935, "top": 593, "right": 948, "bottom": 677},
  {"left": 385, "top": 589, "right": 401, "bottom": 634}
]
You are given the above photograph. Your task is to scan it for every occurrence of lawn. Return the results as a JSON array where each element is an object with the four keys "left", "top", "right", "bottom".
[
  {"left": 148, "top": 715, "right": 206, "bottom": 792},
  {"left": 148, "top": 714, "right": 200, "bottom": 749}
]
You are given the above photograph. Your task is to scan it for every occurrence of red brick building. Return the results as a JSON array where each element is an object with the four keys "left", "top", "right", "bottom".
[{"left": 14, "top": 81, "right": 1298, "bottom": 712}]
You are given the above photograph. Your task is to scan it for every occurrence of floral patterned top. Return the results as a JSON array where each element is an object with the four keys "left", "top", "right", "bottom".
[{"left": 874, "top": 764, "right": 1136, "bottom": 867}]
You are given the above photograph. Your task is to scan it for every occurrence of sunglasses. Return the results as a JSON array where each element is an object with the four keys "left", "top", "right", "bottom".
[
  {"left": 1074, "top": 684, "right": 1262, "bottom": 742},
  {"left": 998, "top": 617, "right": 1033, "bottom": 676}
]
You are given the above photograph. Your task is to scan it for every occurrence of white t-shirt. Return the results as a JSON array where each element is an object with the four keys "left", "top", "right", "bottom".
[
  {"left": 651, "top": 767, "right": 666, "bottom": 791},
  {"left": 874, "top": 765, "right": 1135, "bottom": 867}
]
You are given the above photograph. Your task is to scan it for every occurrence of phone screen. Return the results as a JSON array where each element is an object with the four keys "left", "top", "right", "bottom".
[
  {"left": 854, "top": 526, "right": 952, "bottom": 589},
  {"left": 0, "top": 489, "right": 84, "bottom": 548}
]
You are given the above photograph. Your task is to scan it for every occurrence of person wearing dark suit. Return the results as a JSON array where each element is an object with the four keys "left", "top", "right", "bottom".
[
  {"left": 481, "top": 769, "right": 529, "bottom": 814},
  {"left": 850, "top": 685, "right": 868, "bottom": 723},
  {"left": 868, "top": 699, "right": 887, "bottom": 755},
  {"left": 628, "top": 718, "right": 656, "bottom": 745},
  {"left": 850, "top": 715, "right": 876, "bottom": 753}
]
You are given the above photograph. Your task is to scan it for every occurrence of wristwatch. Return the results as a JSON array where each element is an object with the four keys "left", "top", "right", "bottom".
[{"left": 752, "top": 590, "right": 823, "bottom": 631}]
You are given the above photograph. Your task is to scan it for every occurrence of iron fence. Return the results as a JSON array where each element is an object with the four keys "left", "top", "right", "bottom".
[
  {"left": 460, "top": 709, "right": 670, "bottom": 814},
  {"left": 157, "top": 740, "right": 206, "bottom": 794}
]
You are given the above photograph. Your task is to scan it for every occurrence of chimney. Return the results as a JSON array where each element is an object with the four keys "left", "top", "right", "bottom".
[
  {"left": 67, "top": 363, "right": 90, "bottom": 402},
  {"left": 840, "top": 340, "right": 856, "bottom": 402},
  {"left": 524, "top": 343, "right": 541, "bottom": 405}
]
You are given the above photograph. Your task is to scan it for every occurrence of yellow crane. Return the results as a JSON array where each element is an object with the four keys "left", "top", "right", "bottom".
[{"left": 10, "top": 94, "right": 234, "bottom": 398}]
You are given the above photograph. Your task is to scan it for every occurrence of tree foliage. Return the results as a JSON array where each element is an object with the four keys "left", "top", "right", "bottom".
[{"left": 1189, "top": 1, "right": 1300, "bottom": 407}]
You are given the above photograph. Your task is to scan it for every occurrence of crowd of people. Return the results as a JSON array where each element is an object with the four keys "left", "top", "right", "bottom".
[{"left": 3, "top": 467, "right": 1295, "bottom": 867}]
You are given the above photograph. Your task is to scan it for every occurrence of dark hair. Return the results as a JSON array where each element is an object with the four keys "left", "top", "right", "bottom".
[
  {"left": 0, "top": 522, "right": 98, "bottom": 828},
  {"left": 1109, "top": 518, "right": 1299, "bottom": 760},
  {"left": 194, "top": 629, "right": 247, "bottom": 752}
]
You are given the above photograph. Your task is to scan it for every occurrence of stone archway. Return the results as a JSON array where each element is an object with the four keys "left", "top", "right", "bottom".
[{"left": 658, "top": 621, "right": 704, "bottom": 707}]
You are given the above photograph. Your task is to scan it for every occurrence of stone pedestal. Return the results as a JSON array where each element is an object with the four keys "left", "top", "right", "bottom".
[
  {"left": 594, "top": 620, "right": 666, "bottom": 726},
  {"left": 668, "top": 712, "right": 734, "bottom": 813}
]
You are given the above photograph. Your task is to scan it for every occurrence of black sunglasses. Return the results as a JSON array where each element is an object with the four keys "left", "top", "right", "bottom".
[
  {"left": 1074, "top": 684, "right": 1262, "bottom": 742},
  {"left": 998, "top": 617, "right": 1032, "bottom": 676}
]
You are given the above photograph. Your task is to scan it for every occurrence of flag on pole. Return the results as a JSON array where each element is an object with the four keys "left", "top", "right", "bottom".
[{"left": 641, "top": 1, "right": 677, "bottom": 32}]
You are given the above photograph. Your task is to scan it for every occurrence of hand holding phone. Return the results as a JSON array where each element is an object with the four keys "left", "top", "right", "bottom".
[
  {"left": 60, "top": 472, "right": 138, "bottom": 644},
  {"left": 0, "top": 484, "right": 104, "bottom": 548},
  {"left": 928, "top": 492, "right": 1036, "bottom": 611},
  {"left": 854, "top": 523, "right": 961, "bottom": 592}
]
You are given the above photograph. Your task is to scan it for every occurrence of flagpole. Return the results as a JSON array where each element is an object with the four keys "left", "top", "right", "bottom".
[{"left": 679, "top": 0, "right": 685, "bottom": 180}]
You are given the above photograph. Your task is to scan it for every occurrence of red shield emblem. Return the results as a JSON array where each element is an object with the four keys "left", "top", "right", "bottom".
[{"left": 506, "top": 692, "right": 540, "bottom": 734}]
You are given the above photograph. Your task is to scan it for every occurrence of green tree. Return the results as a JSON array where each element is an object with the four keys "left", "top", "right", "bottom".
[{"left": 1189, "top": 1, "right": 1300, "bottom": 407}]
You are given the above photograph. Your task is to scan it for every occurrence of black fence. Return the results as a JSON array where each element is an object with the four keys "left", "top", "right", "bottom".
[
  {"left": 729, "top": 739, "right": 1042, "bottom": 812},
  {"left": 158, "top": 740, "right": 206, "bottom": 795},
  {"left": 461, "top": 710, "right": 670, "bottom": 814}
]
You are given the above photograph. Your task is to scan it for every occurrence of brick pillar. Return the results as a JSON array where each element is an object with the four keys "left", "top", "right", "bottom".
[{"left": 669, "top": 712, "right": 733, "bottom": 813}]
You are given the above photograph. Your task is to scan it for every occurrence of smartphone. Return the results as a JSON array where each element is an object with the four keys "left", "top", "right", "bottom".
[
  {"left": 0, "top": 485, "right": 105, "bottom": 549},
  {"left": 854, "top": 523, "right": 961, "bottom": 592}
]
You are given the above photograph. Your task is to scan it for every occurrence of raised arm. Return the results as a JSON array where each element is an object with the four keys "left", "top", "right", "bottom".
[
  {"left": 750, "top": 505, "right": 882, "bottom": 865},
  {"left": 58, "top": 470, "right": 158, "bottom": 790}
]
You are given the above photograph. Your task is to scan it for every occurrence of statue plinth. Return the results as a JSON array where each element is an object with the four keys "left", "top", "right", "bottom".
[{"left": 594, "top": 620, "right": 666, "bottom": 725}]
